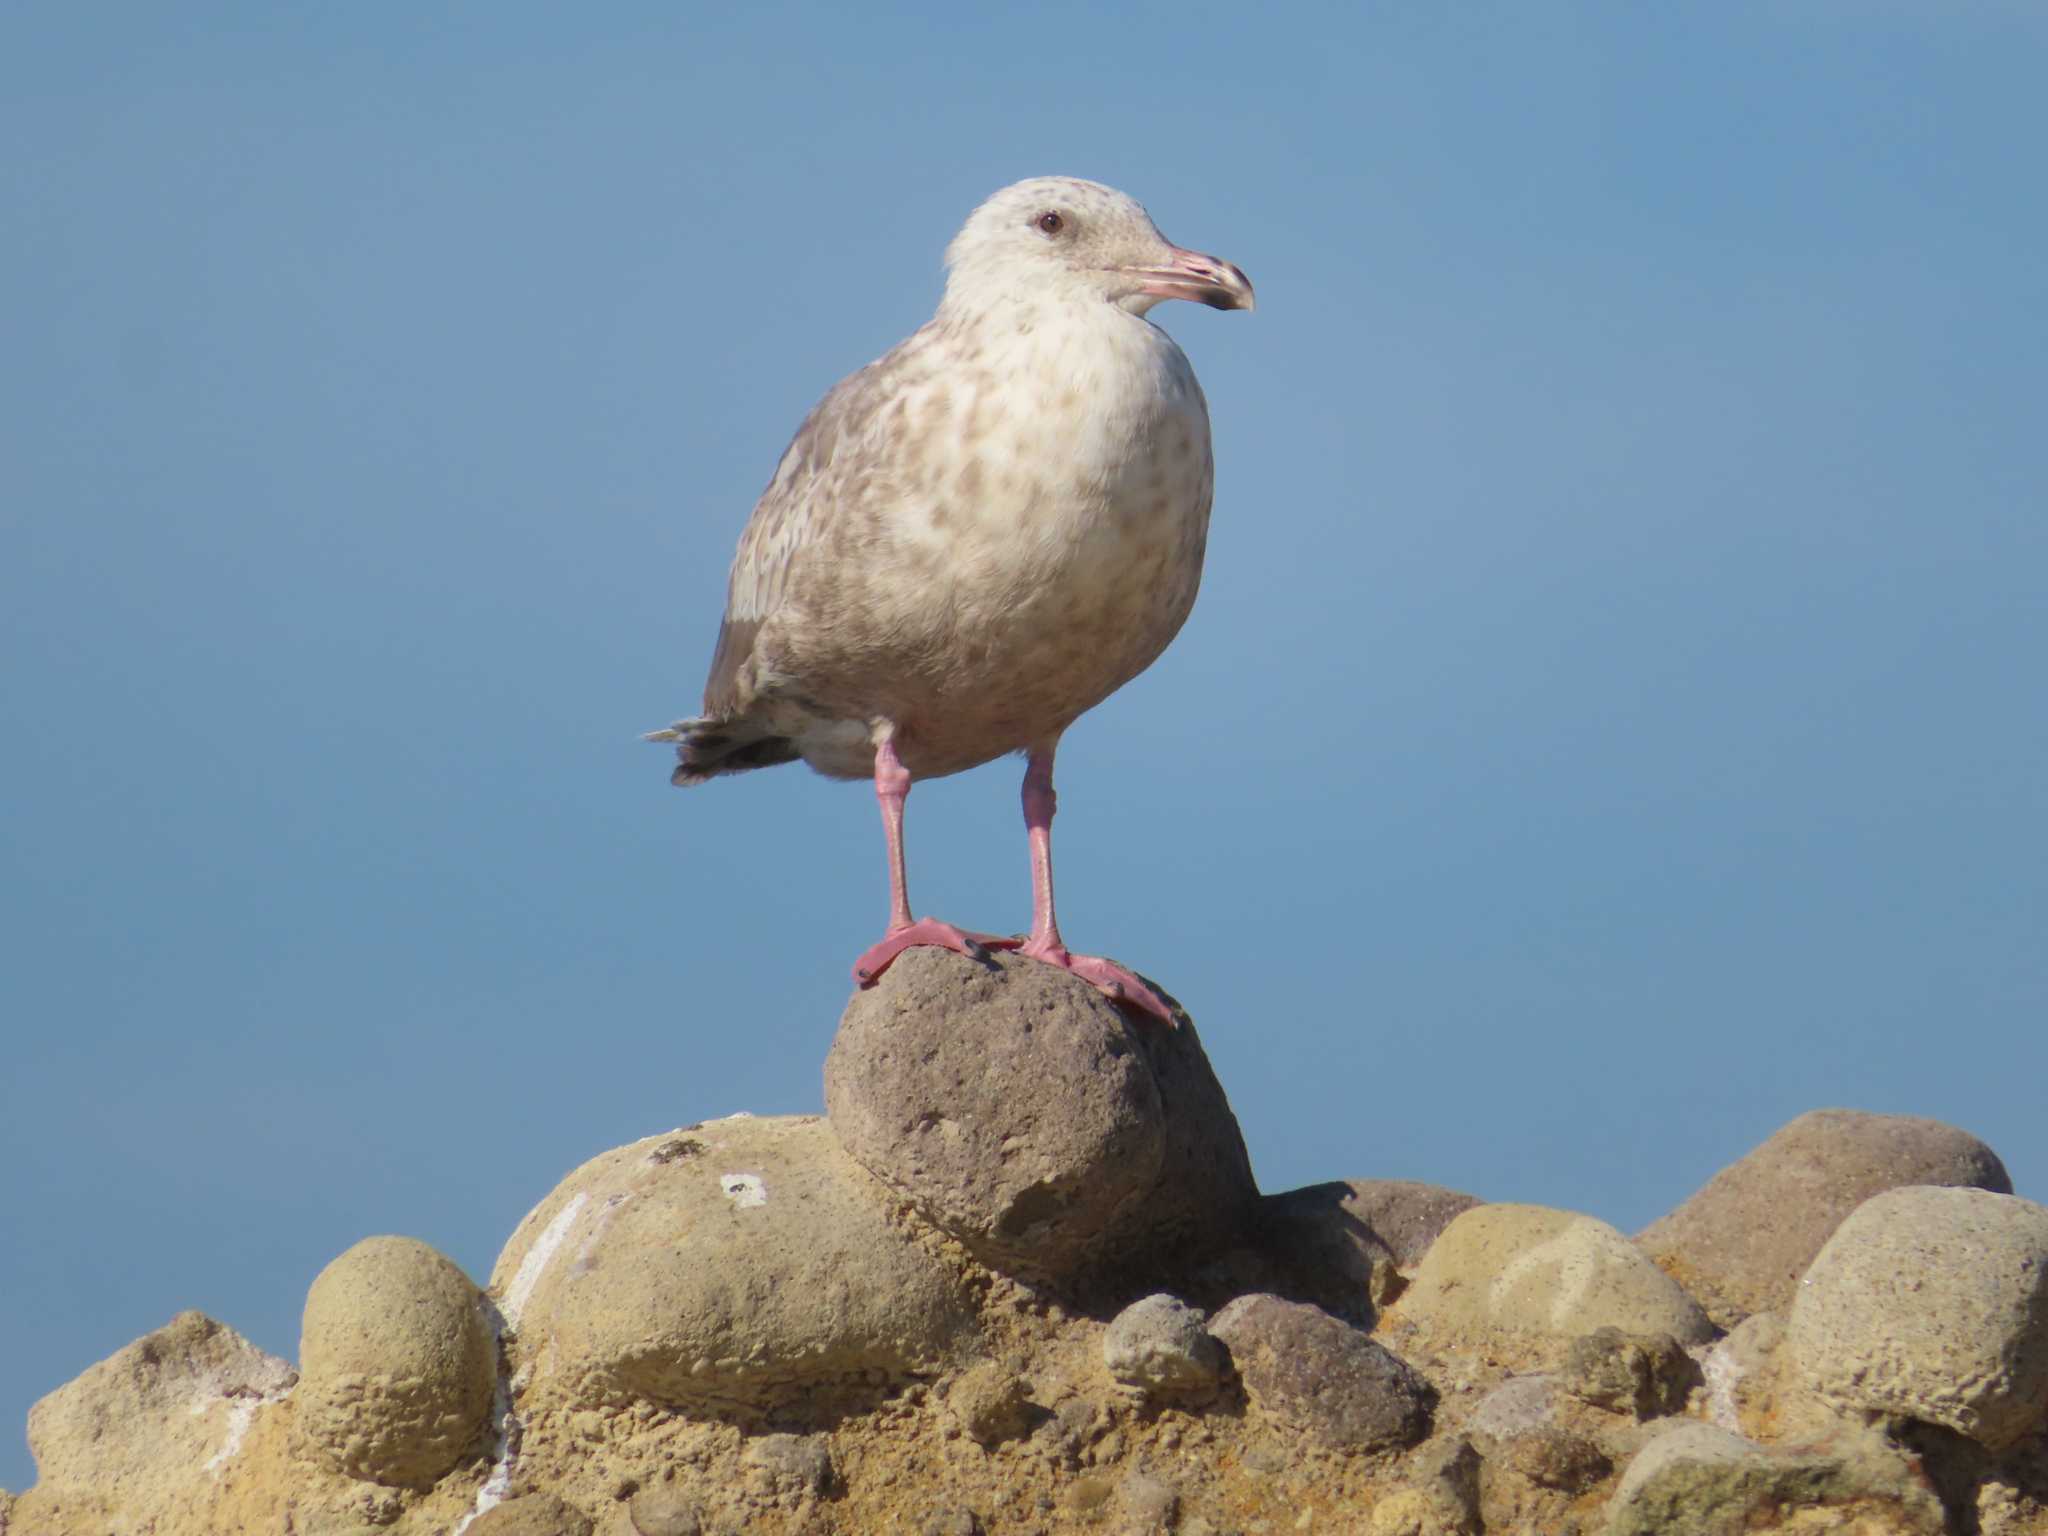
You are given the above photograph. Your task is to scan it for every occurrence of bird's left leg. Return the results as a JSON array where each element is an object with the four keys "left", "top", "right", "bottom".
[
  {"left": 1008, "top": 736, "right": 1178, "bottom": 1026},
  {"left": 851, "top": 731, "right": 1009, "bottom": 986}
]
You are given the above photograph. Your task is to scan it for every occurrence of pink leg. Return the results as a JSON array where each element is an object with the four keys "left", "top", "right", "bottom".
[
  {"left": 1010, "top": 738, "right": 1178, "bottom": 1027},
  {"left": 851, "top": 734, "right": 1008, "bottom": 986}
]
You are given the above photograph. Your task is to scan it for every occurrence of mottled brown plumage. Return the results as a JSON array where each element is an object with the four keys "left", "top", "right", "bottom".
[{"left": 651, "top": 177, "right": 1252, "bottom": 1020}]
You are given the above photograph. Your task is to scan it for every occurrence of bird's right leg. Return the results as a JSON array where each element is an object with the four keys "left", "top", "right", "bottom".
[{"left": 851, "top": 733, "right": 1006, "bottom": 986}]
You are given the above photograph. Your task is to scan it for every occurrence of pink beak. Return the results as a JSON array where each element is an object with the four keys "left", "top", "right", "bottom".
[{"left": 1129, "top": 244, "right": 1256, "bottom": 312}]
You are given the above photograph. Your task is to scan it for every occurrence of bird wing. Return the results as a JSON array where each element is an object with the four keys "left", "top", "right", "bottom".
[{"left": 702, "top": 335, "right": 925, "bottom": 717}]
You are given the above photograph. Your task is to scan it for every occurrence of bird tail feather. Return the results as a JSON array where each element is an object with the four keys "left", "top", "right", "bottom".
[{"left": 645, "top": 715, "right": 800, "bottom": 787}]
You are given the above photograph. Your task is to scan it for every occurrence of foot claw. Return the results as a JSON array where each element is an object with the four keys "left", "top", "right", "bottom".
[
  {"left": 853, "top": 918, "right": 1012, "bottom": 986},
  {"left": 1014, "top": 942, "right": 1179, "bottom": 1027}
]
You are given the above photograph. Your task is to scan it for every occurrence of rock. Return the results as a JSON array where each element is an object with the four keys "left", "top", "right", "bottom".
[
  {"left": 1636, "top": 1109, "right": 2011, "bottom": 1329},
  {"left": 292, "top": 1236, "right": 495, "bottom": 1489},
  {"left": 945, "top": 1363, "right": 1037, "bottom": 1447},
  {"left": 1390, "top": 1205, "right": 1711, "bottom": 1367},
  {"left": 1118, "top": 1469, "right": 1180, "bottom": 1529},
  {"left": 1501, "top": 1426, "right": 1611, "bottom": 1493},
  {"left": 1560, "top": 1327, "right": 1700, "bottom": 1419},
  {"left": 1370, "top": 1442, "right": 1483, "bottom": 1536},
  {"left": 467, "top": 1491, "right": 597, "bottom": 1536},
  {"left": 1787, "top": 1184, "right": 2048, "bottom": 1450},
  {"left": 24, "top": 1309, "right": 296, "bottom": 1497},
  {"left": 823, "top": 948, "right": 1256, "bottom": 1281},
  {"left": 741, "top": 1432, "right": 834, "bottom": 1494},
  {"left": 489, "top": 1115, "right": 977, "bottom": 1415},
  {"left": 1209, "top": 1293, "right": 1433, "bottom": 1452},
  {"left": 1699, "top": 1312, "right": 1785, "bottom": 1435},
  {"left": 1604, "top": 1420, "right": 1945, "bottom": 1536},
  {"left": 627, "top": 1479, "right": 704, "bottom": 1536},
  {"left": 919, "top": 1505, "right": 982, "bottom": 1536},
  {"left": 1465, "top": 1374, "right": 1559, "bottom": 1443},
  {"left": 1260, "top": 1179, "right": 1482, "bottom": 1318},
  {"left": 1101, "top": 1294, "right": 1223, "bottom": 1401}
]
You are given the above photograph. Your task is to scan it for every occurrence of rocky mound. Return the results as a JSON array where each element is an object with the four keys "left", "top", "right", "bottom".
[{"left": 7, "top": 949, "right": 2046, "bottom": 1535}]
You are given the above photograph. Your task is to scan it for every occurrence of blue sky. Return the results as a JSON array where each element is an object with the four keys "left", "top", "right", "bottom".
[{"left": 3, "top": 1, "right": 2044, "bottom": 1492}]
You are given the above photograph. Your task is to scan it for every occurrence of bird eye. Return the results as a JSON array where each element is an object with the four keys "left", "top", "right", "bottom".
[{"left": 1036, "top": 211, "right": 1065, "bottom": 236}]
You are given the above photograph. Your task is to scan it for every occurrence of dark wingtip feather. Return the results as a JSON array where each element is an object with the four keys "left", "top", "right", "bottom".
[{"left": 653, "top": 715, "right": 799, "bottom": 786}]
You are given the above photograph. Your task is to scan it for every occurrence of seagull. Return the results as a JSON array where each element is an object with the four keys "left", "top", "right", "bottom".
[{"left": 651, "top": 176, "right": 1253, "bottom": 1025}]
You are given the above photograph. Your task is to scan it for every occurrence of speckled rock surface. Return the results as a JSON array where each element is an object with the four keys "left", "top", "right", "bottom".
[
  {"left": 824, "top": 948, "right": 1256, "bottom": 1283},
  {"left": 490, "top": 1114, "right": 978, "bottom": 1417},
  {"left": 1604, "top": 1419, "right": 1945, "bottom": 1536},
  {"left": 1561, "top": 1327, "right": 1701, "bottom": 1419},
  {"left": 1390, "top": 1205, "right": 1712, "bottom": 1367},
  {"left": 1100, "top": 1293, "right": 1222, "bottom": 1401},
  {"left": 1637, "top": 1109, "right": 2012, "bottom": 1329},
  {"left": 1209, "top": 1293, "right": 1433, "bottom": 1452},
  {"left": 293, "top": 1235, "right": 496, "bottom": 1489},
  {"left": 1788, "top": 1184, "right": 2048, "bottom": 1450}
]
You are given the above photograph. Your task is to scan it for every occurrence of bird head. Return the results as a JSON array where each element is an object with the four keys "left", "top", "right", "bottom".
[{"left": 943, "top": 177, "right": 1255, "bottom": 319}]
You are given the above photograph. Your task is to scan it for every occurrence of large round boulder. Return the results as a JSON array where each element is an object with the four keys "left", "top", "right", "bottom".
[
  {"left": 294, "top": 1236, "right": 496, "bottom": 1489},
  {"left": 1636, "top": 1108, "right": 2010, "bottom": 1329},
  {"left": 1787, "top": 1185, "right": 2048, "bottom": 1450},
  {"left": 823, "top": 948, "right": 1256, "bottom": 1283},
  {"left": 1389, "top": 1205, "right": 1711, "bottom": 1368},
  {"left": 490, "top": 1114, "right": 977, "bottom": 1417}
]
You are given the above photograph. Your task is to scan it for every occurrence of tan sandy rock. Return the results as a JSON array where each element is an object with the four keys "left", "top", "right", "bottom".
[
  {"left": 1561, "top": 1326, "right": 1701, "bottom": 1419},
  {"left": 467, "top": 1489, "right": 596, "bottom": 1534},
  {"left": 1788, "top": 1185, "right": 2048, "bottom": 1450},
  {"left": 491, "top": 1114, "right": 978, "bottom": 1417},
  {"left": 293, "top": 1235, "right": 496, "bottom": 1489},
  {"left": 1390, "top": 1205, "right": 1712, "bottom": 1368},
  {"left": 23, "top": 1309, "right": 295, "bottom": 1506},
  {"left": 1604, "top": 1419, "right": 1945, "bottom": 1536}
]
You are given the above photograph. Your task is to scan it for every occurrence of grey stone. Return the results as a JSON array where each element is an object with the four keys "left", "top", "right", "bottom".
[
  {"left": 293, "top": 1236, "right": 496, "bottom": 1489},
  {"left": 1604, "top": 1419, "right": 1944, "bottom": 1536},
  {"left": 1259, "top": 1179, "right": 1482, "bottom": 1318},
  {"left": 1465, "top": 1374, "right": 1559, "bottom": 1443},
  {"left": 1636, "top": 1109, "right": 2011, "bottom": 1329},
  {"left": 627, "top": 1479, "right": 704, "bottom": 1536},
  {"left": 823, "top": 948, "right": 1256, "bottom": 1281},
  {"left": 1560, "top": 1327, "right": 1700, "bottom": 1419},
  {"left": 1787, "top": 1184, "right": 2048, "bottom": 1450},
  {"left": 489, "top": 1115, "right": 977, "bottom": 1415},
  {"left": 1209, "top": 1293, "right": 1432, "bottom": 1452},
  {"left": 919, "top": 1506, "right": 982, "bottom": 1536},
  {"left": 468, "top": 1492, "right": 597, "bottom": 1536},
  {"left": 1392, "top": 1205, "right": 1711, "bottom": 1367},
  {"left": 741, "top": 1431, "right": 834, "bottom": 1493},
  {"left": 1101, "top": 1294, "right": 1223, "bottom": 1400}
]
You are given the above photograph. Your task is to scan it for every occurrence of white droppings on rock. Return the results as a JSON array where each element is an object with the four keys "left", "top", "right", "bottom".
[
  {"left": 722, "top": 1173, "right": 767, "bottom": 1207},
  {"left": 198, "top": 1381, "right": 289, "bottom": 1476},
  {"left": 501, "top": 1191, "right": 587, "bottom": 1331},
  {"left": 454, "top": 1301, "right": 520, "bottom": 1536}
]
